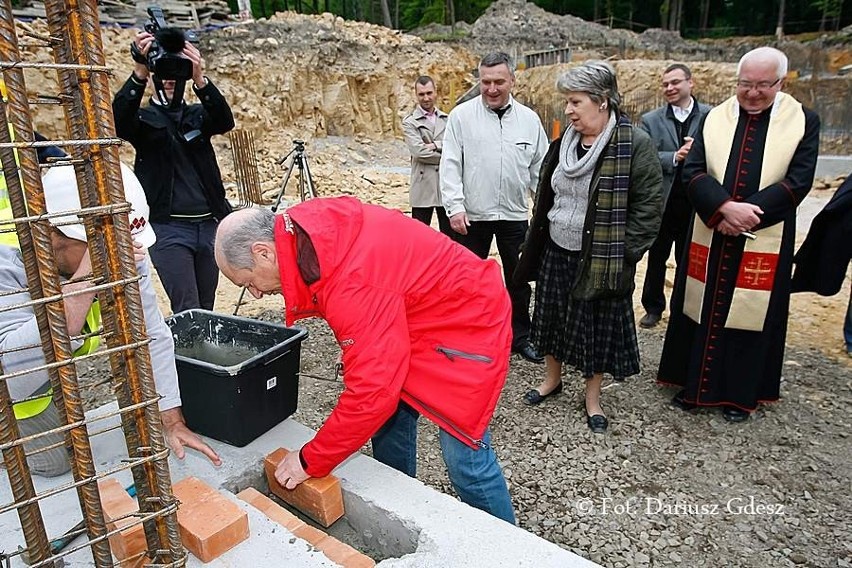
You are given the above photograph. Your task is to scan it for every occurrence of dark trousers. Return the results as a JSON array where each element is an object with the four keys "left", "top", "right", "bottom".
[
  {"left": 411, "top": 206, "right": 452, "bottom": 237},
  {"left": 149, "top": 219, "right": 219, "bottom": 314},
  {"left": 455, "top": 220, "right": 530, "bottom": 348},
  {"left": 641, "top": 195, "right": 692, "bottom": 316}
]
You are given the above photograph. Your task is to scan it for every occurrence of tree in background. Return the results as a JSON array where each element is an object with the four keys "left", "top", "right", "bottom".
[{"left": 222, "top": 0, "right": 850, "bottom": 38}]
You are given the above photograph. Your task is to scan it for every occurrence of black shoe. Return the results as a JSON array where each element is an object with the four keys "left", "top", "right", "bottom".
[
  {"left": 586, "top": 413, "right": 608, "bottom": 433},
  {"left": 513, "top": 342, "right": 545, "bottom": 364},
  {"left": 671, "top": 390, "right": 698, "bottom": 411},
  {"left": 523, "top": 381, "right": 563, "bottom": 406},
  {"left": 722, "top": 406, "right": 750, "bottom": 422},
  {"left": 639, "top": 312, "right": 662, "bottom": 328}
]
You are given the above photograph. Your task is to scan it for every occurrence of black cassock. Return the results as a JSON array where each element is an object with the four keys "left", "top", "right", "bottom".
[{"left": 657, "top": 103, "right": 820, "bottom": 411}]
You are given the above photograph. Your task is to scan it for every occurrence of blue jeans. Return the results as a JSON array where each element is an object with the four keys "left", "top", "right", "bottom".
[
  {"left": 149, "top": 219, "right": 219, "bottom": 314},
  {"left": 371, "top": 402, "right": 516, "bottom": 524}
]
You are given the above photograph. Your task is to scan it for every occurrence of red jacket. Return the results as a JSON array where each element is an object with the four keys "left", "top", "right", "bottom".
[{"left": 274, "top": 197, "right": 511, "bottom": 477}]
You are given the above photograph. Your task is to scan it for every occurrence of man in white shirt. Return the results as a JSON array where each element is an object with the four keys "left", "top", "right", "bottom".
[
  {"left": 440, "top": 52, "right": 548, "bottom": 364},
  {"left": 638, "top": 64, "right": 711, "bottom": 328}
]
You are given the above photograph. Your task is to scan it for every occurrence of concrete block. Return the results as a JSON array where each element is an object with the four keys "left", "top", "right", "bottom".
[
  {"left": 173, "top": 477, "right": 250, "bottom": 563},
  {"left": 97, "top": 477, "right": 146, "bottom": 562},
  {"left": 264, "top": 448, "right": 344, "bottom": 527}
]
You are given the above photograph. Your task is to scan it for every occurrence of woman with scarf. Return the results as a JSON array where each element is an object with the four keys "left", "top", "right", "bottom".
[{"left": 514, "top": 61, "right": 663, "bottom": 433}]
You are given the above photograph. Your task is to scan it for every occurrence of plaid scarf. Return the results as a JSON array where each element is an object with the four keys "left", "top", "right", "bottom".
[{"left": 589, "top": 115, "right": 633, "bottom": 290}]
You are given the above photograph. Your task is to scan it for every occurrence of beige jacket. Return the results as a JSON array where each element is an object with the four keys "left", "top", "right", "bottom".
[{"left": 402, "top": 105, "right": 448, "bottom": 208}]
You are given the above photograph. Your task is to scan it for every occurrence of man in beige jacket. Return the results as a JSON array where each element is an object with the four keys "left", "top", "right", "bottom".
[{"left": 402, "top": 76, "right": 451, "bottom": 235}]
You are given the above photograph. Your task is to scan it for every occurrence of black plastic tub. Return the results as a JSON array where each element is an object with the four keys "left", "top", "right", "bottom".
[{"left": 164, "top": 309, "right": 308, "bottom": 447}]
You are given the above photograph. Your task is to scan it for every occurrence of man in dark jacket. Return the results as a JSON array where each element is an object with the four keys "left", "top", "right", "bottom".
[
  {"left": 791, "top": 175, "right": 852, "bottom": 356},
  {"left": 113, "top": 30, "right": 234, "bottom": 314},
  {"left": 637, "top": 64, "right": 712, "bottom": 328}
]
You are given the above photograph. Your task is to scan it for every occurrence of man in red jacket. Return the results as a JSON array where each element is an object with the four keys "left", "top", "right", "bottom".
[{"left": 214, "top": 197, "right": 515, "bottom": 523}]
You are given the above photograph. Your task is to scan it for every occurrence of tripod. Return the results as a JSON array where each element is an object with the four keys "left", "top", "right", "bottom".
[
  {"left": 271, "top": 139, "right": 317, "bottom": 212},
  {"left": 233, "top": 139, "right": 318, "bottom": 315}
]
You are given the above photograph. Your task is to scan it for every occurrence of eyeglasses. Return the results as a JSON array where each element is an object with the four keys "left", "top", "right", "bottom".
[{"left": 736, "top": 78, "right": 782, "bottom": 91}]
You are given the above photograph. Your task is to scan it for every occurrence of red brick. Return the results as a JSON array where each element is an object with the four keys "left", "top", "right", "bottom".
[
  {"left": 342, "top": 553, "right": 378, "bottom": 568},
  {"left": 237, "top": 486, "right": 374, "bottom": 567},
  {"left": 314, "top": 536, "right": 376, "bottom": 567},
  {"left": 291, "top": 523, "right": 328, "bottom": 545},
  {"left": 172, "top": 477, "right": 249, "bottom": 563},
  {"left": 236, "top": 487, "right": 306, "bottom": 533},
  {"left": 97, "top": 478, "right": 146, "bottom": 562},
  {"left": 264, "top": 448, "right": 344, "bottom": 527}
]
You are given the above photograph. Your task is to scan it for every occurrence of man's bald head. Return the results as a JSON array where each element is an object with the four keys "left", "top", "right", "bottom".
[
  {"left": 215, "top": 207, "right": 276, "bottom": 270},
  {"left": 215, "top": 208, "right": 282, "bottom": 299}
]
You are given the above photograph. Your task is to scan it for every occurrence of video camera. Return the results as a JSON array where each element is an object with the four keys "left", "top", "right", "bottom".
[{"left": 131, "top": 6, "right": 198, "bottom": 82}]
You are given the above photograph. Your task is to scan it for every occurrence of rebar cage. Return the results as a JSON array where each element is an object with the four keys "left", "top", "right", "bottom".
[{"left": 0, "top": 1, "right": 185, "bottom": 566}]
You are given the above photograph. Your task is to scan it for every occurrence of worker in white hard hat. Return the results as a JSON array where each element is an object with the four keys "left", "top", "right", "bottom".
[{"left": 0, "top": 163, "right": 221, "bottom": 476}]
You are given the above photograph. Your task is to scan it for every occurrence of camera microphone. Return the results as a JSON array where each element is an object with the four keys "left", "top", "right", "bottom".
[{"left": 155, "top": 27, "right": 186, "bottom": 54}]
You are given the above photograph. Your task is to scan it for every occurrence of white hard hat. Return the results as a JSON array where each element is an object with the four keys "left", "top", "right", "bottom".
[{"left": 42, "top": 163, "right": 156, "bottom": 248}]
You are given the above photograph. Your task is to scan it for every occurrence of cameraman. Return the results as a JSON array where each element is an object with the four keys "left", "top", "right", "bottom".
[{"left": 113, "top": 30, "right": 234, "bottom": 314}]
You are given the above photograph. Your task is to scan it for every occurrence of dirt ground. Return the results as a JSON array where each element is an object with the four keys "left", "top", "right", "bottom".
[
  {"left": 15, "top": 6, "right": 848, "bottom": 567},
  {"left": 150, "top": 135, "right": 850, "bottom": 568}
]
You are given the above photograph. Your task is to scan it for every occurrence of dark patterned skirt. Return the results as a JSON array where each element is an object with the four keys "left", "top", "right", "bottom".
[{"left": 530, "top": 239, "right": 640, "bottom": 378}]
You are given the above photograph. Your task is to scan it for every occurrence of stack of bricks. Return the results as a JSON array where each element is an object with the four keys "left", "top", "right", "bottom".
[{"left": 97, "top": 447, "right": 372, "bottom": 566}]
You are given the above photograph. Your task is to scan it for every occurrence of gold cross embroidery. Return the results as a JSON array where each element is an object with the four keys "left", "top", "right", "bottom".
[
  {"left": 688, "top": 246, "right": 706, "bottom": 279},
  {"left": 742, "top": 256, "right": 773, "bottom": 287}
]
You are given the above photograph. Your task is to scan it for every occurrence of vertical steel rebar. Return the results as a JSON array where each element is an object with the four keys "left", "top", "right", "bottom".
[
  {"left": 0, "top": 7, "right": 72, "bottom": 568},
  {"left": 43, "top": 0, "right": 184, "bottom": 563},
  {"left": 0, "top": 6, "right": 114, "bottom": 567},
  {"left": 0, "top": 2, "right": 186, "bottom": 566}
]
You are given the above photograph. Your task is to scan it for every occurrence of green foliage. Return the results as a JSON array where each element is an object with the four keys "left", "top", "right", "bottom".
[
  {"left": 811, "top": 0, "right": 843, "bottom": 17},
  {"left": 417, "top": 0, "right": 444, "bottom": 25},
  {"left": 224, "top": 0, "right": 850, "bottom": 37}
]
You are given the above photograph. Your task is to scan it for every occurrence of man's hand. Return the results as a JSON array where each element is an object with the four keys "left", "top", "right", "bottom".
[
  {"left": 449, "top": 212, "right": 469, "bottom": 235},
  {"left": 161, "top": 407, "right": 221, "bottom": 466},
  {"left": 132, "top": 240, "right": 147, "bottom": 265},
  {"left": 182, "top": 42, "right": 206, "bottom": 89},
  {"left": 715, "top": 219, "right": 741, "bottom": 236},
  {"left": 718, "top": 201, "right": 763, "bottom": 233},
  {"left": 674, "top": 136, "right": 694, "bottom": 163},
  {"left": 275, "top": 449, "right": 310, "bottom": 490},
  {"left": 131, "top": 32, "right": 154, "bottom": 81}
]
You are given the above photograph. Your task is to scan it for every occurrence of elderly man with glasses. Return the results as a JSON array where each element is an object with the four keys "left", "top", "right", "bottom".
[{"left": 657, "top": 47, "right": 820, "bottom": 423}]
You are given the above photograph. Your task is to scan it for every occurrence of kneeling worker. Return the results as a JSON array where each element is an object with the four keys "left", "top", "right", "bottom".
[
  {"left": 0, "top": 163, "right": 221, "bottom": 476},
  {"left": 214, "top": 198, "right": 516, "bottom": 524}
]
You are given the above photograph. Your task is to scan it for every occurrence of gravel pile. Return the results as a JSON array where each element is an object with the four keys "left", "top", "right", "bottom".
[
  {"left": 74, "top": 252, "right": 850, "bottom": 568},
  {"left": 266, "top": 310, "right": 851, "bottom": 568}
]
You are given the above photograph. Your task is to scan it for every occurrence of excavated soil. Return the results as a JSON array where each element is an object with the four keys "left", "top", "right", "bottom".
[{"left": 12, "top": 7, "right": 851, "bottom": 568}]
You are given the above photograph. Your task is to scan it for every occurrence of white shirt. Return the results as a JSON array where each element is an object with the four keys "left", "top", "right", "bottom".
[
  {"left": 671, "top": 99, "right": 695, "bottom": 123},
  {"left": 440, "top": 95, "right": 548, "bottom": 221}
]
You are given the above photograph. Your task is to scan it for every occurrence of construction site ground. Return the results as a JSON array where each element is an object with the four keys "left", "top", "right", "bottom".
[{"left": 13, "top": 3, "right": 852, "bottom": 567}]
